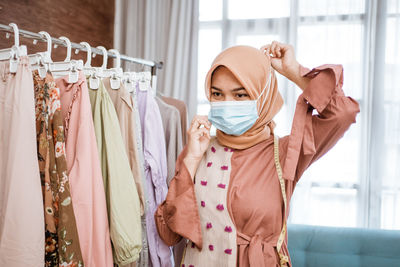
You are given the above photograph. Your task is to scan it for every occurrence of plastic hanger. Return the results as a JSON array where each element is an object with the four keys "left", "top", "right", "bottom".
[
  {"left": 106, "top": 49, "right": 123, "bottom": 89},
  {"left": 37, "top": 31, "right": 53, "bottom": 64},
  {"left": 97, "top": 46, "right": 108, "bottom": 70},
  {"left": 138, "top": 70, "right": 152, "bottom": 92},
  {"left": 80, "top": 42, "right": 100, "bottom": 90},
  {"left": 0, "top": 23, "right": 28, "bottom": 73},
  {"left": 29, "top": 52, "right": 48, "bottom": 78},
  {"left": 87, "top": 46, "right": 108, "bottom": 90},
  {"left": 49, "top": 36, "right": 83, "bottom": 83},
  {"left": 122, "top": 71, "right": 135, "bottom": 93},
  {"left": 80, "top": 42, "right": 93, "bottom": 69},
  {"left": 122, "top": 64, "right": 139, "bottom": 93},
  {"left": 28, "top": 31, "right": 54, "bottom": 79}
]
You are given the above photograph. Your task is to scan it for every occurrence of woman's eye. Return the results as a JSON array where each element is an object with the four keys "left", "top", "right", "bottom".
[
  {"left": 212, "top": 92, "right": 222, "bottom": 97},
  {"left": 236, "top": 94, "right": 248, "bottom": 98}
]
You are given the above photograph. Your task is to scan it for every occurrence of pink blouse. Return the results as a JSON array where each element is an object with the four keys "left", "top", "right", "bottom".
[{"left": 57, "top": 73, "right": 114, "bottom": 267}]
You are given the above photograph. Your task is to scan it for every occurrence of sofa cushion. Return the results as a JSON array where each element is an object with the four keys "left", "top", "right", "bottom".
[{"left": 287, "top": 224, "right": 400, "bottom": 267}]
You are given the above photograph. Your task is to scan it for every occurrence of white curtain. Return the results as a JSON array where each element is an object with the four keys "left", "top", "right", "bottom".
[{"left": 114, "top": 0, "right": 200, "bottom": 119}]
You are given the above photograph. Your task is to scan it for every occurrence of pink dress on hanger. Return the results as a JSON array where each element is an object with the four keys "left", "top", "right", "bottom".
[
  {"left": 0, "top": 57, "right": 45, "bottom": 267},
  {"left": 57, "top": 72, "right": 114, "bottom": 267}
]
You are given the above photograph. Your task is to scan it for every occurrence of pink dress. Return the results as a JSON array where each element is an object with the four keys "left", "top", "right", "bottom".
[
  {"left": 0, "top": 57, "right": 45, "bottom": 266},
  {"left": 57, "top": 72, "right": 114, "bottom": 267}
]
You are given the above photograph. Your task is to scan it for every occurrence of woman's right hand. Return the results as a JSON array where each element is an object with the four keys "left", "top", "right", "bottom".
[{"left": 183, "top": 115, "right": 212, "bottom": 180}]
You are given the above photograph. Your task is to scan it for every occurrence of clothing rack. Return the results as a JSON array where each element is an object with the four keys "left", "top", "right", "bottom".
[{"left": 0, "top": 23, "right": 163, "bottom": 77}]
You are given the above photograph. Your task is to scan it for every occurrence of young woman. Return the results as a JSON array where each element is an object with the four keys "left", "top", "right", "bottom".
[{"left": 155, "top": 41, "right": 360, "bottom": 267}]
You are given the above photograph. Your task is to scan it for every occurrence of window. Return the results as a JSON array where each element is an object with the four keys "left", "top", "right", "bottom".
[{"left": 197, "top": 0, "right": 400, "bottom": 230}]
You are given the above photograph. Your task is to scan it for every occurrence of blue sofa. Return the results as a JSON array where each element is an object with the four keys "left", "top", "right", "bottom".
[{"left": 287, "top": 224, "right": 400, "bottom": 267}]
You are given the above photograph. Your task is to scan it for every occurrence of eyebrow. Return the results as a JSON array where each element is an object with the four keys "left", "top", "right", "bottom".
[{"left": 211, "top": 86, "right": 246, "bottom": 92}]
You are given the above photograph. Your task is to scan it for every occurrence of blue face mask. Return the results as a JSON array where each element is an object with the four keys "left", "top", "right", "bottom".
[{"left": 208, "top": 71, "right": 272, "bottom": 136}]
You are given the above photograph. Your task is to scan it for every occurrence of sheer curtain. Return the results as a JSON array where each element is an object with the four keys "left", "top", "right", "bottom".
[
  {"left": 114, "top": 0, "right": 199, "bottom": 119},
  {"left": 197, "top": 0, "right": 400, "bottom": 230},
  {"left": 376, "top": 0, "right": 400, "bottom": 229}
]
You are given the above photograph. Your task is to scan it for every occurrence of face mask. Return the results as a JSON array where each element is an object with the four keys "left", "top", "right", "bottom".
[{"left": 208, "top": 70, "right": 272, "bottom": 136}]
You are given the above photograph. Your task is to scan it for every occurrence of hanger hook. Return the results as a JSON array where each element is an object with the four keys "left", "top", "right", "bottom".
[
  {"left": 8, "top": 23, "right": 20, "bottom": 47},
  {"left": 97, "top": 46, "right": 108, "bottom": 69},
  {"left": 39, "top": 31, "right": 52, "bottom": 62},
  {"left": 108, "top": 49, "right": 121, "bottom": 69},
  {"left": 59, "top": 36, "right": 71, "bottom": 62},
  {"left": 80, "top": 42, "right": 92, "bottom": 67}
]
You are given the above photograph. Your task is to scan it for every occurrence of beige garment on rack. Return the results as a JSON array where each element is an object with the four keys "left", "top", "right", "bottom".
[
  {"left": 0, "top": 57, "right": 45, "bottom": 266},
  {"left": 161, "top": 96, "right": 188, "bottom": 146},
  {"left": 103, "top": 77, "right": 146, "bottom": 216},
  {"left": 155, "top": 96, "right": 183, "bottom": 186}
]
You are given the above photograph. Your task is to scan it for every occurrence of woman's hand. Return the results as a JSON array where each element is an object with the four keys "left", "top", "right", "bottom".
[
  {"left": 183, "top": 115, "right": 212, "bottom": 180},
  {"left": 261, "top": 41, "right": 310, "bottom": 91},
  {"left": 261, "top": 41, "right": 298, "bottom": 79}
]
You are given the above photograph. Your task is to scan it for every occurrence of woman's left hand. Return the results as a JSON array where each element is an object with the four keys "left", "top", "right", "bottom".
[{"left": 261, "top": 41, "right": 300, "bottom": 81}]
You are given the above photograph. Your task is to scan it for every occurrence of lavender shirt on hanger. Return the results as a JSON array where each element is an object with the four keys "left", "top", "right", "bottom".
[{"left": 136, "top": 85, "right": 172, "bottom": 267}]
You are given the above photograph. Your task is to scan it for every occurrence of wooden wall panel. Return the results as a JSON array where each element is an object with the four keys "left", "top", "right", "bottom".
[{"left": 0, "top": 0, "right": 115, "bottom": 67}]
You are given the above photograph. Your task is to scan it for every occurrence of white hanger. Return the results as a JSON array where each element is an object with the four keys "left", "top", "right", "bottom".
[
  {"left": 122, "top": 71, "right": 135, "bottom": 93},
  {"left": 87, "top": 46, "right": 107, "bottom": 89},
  {"left": 81, "top": 42, "right": 101, "bottom": 89},
  {"left": 28, "top": 31, "right": 54, "bottom": 78},
  {"left": 28, "top": 52, "right": 48, "bottom": 79},
  {"left": 106, "top": 49, "right": 123, "bottom": 89},
  {"left": 80, "top": 42, "right": 97, "bottom": 75},
  {"left": 80, "top": 42, "right": 93, "bottom": 68},
  {"left": 49, "top": 36, "right": 83, "bottom": 83},
  {"left": 138, "top": 70, "right": 152, "bottom": 92},
  {"left": 37, "top": 31, "right": 53, "bottom": 64},
  {"left": 0, "top": 23, "right": 28, "bottom": 73},
  {"left": 97, "top": 46, "right": 108, "bottom": 70}
]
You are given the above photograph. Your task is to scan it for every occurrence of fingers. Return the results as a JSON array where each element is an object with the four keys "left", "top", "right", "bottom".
[
  {"left": 193, "top": 127, "right": 211, "bottom": 140},
  {"left": 260, "top": 45, "right": 271, "bottom": 58},
  {"left": 271, "top": 41, "right": 284, "bottom": 58},
  {"left": 188, "top": 115, "right": 211, "bottom": 134},
  {"left": 263, "top": 41, "right": 293, "bottom": 58},
  {"left": 188, "top": 115, "right": 212, "bottom": 141},
  {"left": 270, "top": 41, "right": 277, "bottom": 57},
  {"left": 261, "top": 42, "right": 280, "bottom": 58}
]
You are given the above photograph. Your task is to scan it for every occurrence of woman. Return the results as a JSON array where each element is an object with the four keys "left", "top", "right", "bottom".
[{"left": 155, "top": 41, "right": 360, "bottom": 267}]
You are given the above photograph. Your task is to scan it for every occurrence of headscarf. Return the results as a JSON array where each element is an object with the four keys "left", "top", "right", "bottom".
[{"left": 204, "top": 45, "right": 284, "bottom": 150}]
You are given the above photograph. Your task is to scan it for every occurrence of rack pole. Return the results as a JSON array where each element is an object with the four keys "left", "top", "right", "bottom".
[{"left": 0, "top": 23, "right": 163, "bottom": 70}]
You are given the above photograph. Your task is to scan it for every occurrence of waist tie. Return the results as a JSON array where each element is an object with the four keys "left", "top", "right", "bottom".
[{"left": 237, "top": 232, "right": 278, "bottom": 267}]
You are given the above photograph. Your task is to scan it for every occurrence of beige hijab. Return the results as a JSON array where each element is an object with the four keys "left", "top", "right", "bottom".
[{"left": 205, "top": 45, "right": 284, "bottom": 150}]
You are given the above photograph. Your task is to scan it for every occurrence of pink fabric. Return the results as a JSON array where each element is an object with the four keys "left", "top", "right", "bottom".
[
  {"left": 0, "top": 57, "right": 45, "bottom": 266},
  {"left": 57, "top": 72, "right": 113, "bottom": 267},
  {"left": 283, "top": 64, "right": 346, "bottom": 181}
]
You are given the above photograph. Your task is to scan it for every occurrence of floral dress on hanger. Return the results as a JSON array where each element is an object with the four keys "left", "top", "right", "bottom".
[{"left": 33, "top": 71, "right": 84, "bottom": 267}]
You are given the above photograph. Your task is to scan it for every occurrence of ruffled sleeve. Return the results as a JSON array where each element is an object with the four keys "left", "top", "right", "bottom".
[
  {"left": 282, "top": 64, "right": 360, "bottom": 182},
  {"left": 154, "top": 147, "right": 203, "bottom": 249}
]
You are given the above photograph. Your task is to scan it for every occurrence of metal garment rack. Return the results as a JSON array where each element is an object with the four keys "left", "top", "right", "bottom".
[{"left": 0, "top": 23, "right": 163, "bottom": 77}]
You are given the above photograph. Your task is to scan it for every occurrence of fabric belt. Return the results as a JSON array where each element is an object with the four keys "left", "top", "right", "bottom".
[{"left": 237, "top": 232, "right": 278, "bottom": 267}]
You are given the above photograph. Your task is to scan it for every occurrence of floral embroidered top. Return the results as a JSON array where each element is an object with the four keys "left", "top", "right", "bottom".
[
  {"left": 33, "top": 71, "right": 84, "bottom": 267},
  {"left": 155, "top": 65, "right": 360, "bottom": 267}
]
